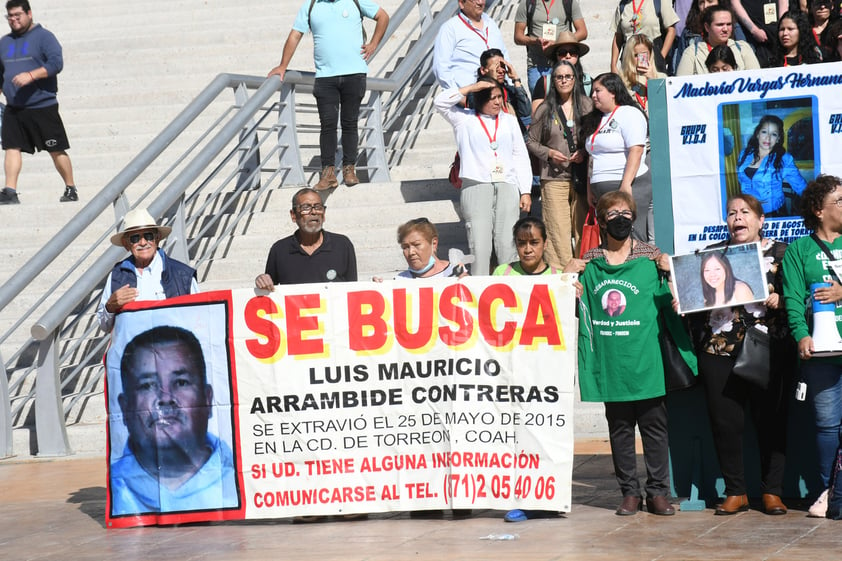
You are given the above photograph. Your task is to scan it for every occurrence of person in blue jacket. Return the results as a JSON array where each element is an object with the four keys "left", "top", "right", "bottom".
[
  {"left": 97, "top": 208, "right": 198, "bottom": 331},
  {"left": 736, "top": 114, "right": 807, "bottom": 217}
]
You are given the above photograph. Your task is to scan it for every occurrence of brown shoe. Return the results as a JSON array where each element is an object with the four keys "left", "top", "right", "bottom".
[
  {"left": 646, "top": 495, "right": 676, "bottom": 516},
  {"left": 715, "top": 494, "right": 749, "bottom": 515},
  {"left": 615, "top": 495, "right": 641, "bottom": 516},
  {"left": 762, "top": 493, "right": 787, "bottom": 515},
  {"left": 314, "top": 166, "right": 338, "bottom": 191},
  {"left": 342, "top": 164, "right": 359, "bottom": 186}
]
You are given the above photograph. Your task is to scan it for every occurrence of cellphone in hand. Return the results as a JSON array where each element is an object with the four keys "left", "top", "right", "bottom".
[{"left": 635, "top": 52, "right": 649, "bottom": 68}]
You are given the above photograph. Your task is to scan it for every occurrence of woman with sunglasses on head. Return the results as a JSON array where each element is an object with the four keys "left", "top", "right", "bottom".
[
  {"left": 435, "top": 76, "right": 532, "bottom": 275},
  {"left": 527, "top": 59, "right": 592, "bottom": 269}
]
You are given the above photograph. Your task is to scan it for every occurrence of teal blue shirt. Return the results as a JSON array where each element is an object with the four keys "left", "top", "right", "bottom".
[{"left": 293, "top": 0, "right": 380, "bottom": 78}]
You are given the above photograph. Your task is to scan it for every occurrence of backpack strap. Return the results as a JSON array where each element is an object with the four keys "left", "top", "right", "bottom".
[
  {"left": 309, "top": 0, "right": 368, "bottom": 42},
  {"left": 562, "top": 0, "right": 573, "bottom": 29}
]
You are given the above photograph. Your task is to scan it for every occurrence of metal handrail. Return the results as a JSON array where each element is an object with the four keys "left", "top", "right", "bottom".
[{"left": 1, "top": 0, "right": 514, "bottom": 458}]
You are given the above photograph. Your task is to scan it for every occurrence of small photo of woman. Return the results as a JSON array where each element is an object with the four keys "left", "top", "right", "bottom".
[{"left": 700, "top": 251, "right": 753, "bottom": 307}]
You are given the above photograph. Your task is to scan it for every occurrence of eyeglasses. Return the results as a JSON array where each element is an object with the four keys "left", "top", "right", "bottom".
[
  {"left": 6, "top": 11, "right": 25, "bottom": 20},
  {"left": 828, "top": 198, "right": 842, "bottom": 208},
  {"left": 127, "top": 232, "right": 157, "bottom": 244},
  {"left": 295, "top": 203, "right": 326, "bottom": 214},
  {"left": 606, "top": 210, "right": 633, "bottom": 219},
  {"left": 555, "top": 48, "right": 578, "bottom": 57},
  {"left": 553, "top": 74, "right": 575, "bottom": 83}
]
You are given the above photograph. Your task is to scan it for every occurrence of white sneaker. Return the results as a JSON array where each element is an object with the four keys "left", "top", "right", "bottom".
[{"left": 808, "top": 489, "right": 829, "bottom": 518}]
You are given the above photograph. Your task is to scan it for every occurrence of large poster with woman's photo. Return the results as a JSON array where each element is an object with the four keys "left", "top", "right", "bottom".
[{"left": 664, "top": 62, "right": 842, "bottom": 254}]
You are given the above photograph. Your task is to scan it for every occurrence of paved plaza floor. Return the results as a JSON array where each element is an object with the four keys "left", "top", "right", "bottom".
[{"left": 2, "top": 441, "right": 840, "bottom": 561}]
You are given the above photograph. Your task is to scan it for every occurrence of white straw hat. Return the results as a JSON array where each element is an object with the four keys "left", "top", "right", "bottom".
[{"left": 110, "top": 208, "right": 172, "bottom": 246}]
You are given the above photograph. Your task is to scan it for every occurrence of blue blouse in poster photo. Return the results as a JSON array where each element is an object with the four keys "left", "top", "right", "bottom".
[{"left": 719, "top": 98, "right": 817, "bottom": 219}]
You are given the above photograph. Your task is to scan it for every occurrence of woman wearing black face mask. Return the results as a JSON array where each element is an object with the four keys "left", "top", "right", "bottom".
[{"left": 565, "top": 191, "right": 680, "bottom": 517}]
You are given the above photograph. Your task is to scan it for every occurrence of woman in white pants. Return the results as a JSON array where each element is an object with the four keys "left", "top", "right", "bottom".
[{"left": 435, "top": 77, "right": 532, "bottom": 275}]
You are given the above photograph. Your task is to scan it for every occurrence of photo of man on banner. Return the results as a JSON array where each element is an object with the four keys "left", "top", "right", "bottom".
[{"left": 106, "top": 300, "right": 241, "bottom": 519}]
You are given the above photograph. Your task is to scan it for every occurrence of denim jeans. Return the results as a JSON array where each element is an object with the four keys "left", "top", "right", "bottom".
[
  {"left": 312, "top": 73, "right": 366, "bottom": 167},
  {"left": 802, "top": 361, "right": 842, "bottom": 487}
]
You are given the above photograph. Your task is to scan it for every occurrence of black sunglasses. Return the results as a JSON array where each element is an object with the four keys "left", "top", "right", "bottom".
[{"left": 127, "top": 232, "right": 156, "bottom": 244}]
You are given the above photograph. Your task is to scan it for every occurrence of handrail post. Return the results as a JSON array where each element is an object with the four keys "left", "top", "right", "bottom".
[
  {"left": 35, "top": 329, "right": 71, "bottom": 456},
  {"left": 0, "top": 351, "right": 12, "bottom": 458},
  {"left": 363, "top": 91, "right": 390, "bottom": 183},
  {"left": 166, "top": 196, "right": 190, "bottom": 264},
  {"left": 235, "top": 82, "right": 261, "bottom": 192},
  {"left": 277, "top": 82, "right": 306, "bottom": 185}
]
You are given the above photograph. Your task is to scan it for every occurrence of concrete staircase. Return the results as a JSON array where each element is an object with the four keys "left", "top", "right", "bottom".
[{"left": 4, "top": 0, "right": 625, "bottom": 457}]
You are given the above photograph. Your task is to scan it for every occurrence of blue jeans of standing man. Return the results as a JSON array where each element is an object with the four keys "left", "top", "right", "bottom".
[
  {"left": 313, "top": 73, "right": 366, "bottom": 167},
  {"left": 802, "top": 361, "right": 842, "bottom": 487}
]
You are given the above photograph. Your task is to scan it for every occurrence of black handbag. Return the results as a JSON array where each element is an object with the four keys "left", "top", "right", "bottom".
[
  {"left": 732, "top": 325, "right": 771, "bottom": 389},
  {"left": 659, "top": 317, "right": 697, "bottom": 392}
]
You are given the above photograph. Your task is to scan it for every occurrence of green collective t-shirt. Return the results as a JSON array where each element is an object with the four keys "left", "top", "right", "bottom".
[
  {"left": 578, "top": 256, "right": 673, "bottom": 402},
  {"left": 783, "top": 234, "right": 842, "bottom": 365}
]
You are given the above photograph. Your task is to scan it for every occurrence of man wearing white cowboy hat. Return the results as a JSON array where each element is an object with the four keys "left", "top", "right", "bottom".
[{"left": 97, "top": 207, "right": 198, "bottom": 331}]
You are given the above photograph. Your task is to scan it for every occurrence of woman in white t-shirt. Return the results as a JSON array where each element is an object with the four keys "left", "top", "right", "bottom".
[{"left": 582, "top": 72, "right": 652, "bottom": 242}]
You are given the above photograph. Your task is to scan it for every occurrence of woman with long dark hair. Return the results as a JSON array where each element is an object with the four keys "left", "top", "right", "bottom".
[
  {"left": 737, "top": 114, "right": 807, "bottom": 217},
  {"left": 776, "top": 10, "right": 823, "bottom": 66},
  {"left": 700, "top": 251, "right": 754, "bottom": 307},
  {"left": 582, "top": 72, "right": 651, "bottom": 242},
  {"left": 526, "top": 59, "right": 592, "bottom": 268}
]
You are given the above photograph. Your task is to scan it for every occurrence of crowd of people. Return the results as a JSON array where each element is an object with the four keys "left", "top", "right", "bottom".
[{"left": 94, "top": 0, "right": 842, "bottom": 524}]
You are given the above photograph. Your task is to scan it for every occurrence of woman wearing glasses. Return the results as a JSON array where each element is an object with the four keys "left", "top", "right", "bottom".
[
  {"left": 527, "top": 59, "right": 592, "bottom": 268},
  {"left": 97, "top": 207, "right": 199, "bottom": 331},
  {"left": 564, "top": 191, "right": 677, "bottom": 517},
  {"left": 783, "top": 175, "right": 842, "bottom": 519}
]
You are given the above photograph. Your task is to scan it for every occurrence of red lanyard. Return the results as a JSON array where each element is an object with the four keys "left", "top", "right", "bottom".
[
  {"left": 502, "top": 88, "right": 509, "bottom": 113},
  {"left": 477, "top": 113, "right": 500, "bottom": 155},
  {"left": 631, "top": 0, "right": 645, "bottom": 33},
  {"left": 541, "top": 0, "right": 556, "bottom": 19},
  {"left": 458, "top": 12, "right": 489, "bottom": 49},
  {"left": 590, "top": 107, "right": 619, "bottom": 148},
  {"left": 634, "top": 92, "right": 647, "bottom": 111},
  {"left": 813, "top": 29, "right": 821, "bottom": 46},
  {"left": 705, "top": 41, "right": 713, "bottom": 53},
  {"left": 783, "top": 54, "right": 801, "bottom": 66}
]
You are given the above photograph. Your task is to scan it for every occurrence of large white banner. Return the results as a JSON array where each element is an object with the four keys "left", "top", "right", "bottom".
[
  {"left": 665, "top": 62, "right": 842, "bottom": 254},
  {"left": 104, "top": 277, "right": 577, "bottom": 527}
]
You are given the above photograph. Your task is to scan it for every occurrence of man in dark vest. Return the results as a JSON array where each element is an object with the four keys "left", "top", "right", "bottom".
[{"left": 97, "top": 207, "right": 198, "bottom": 331}]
